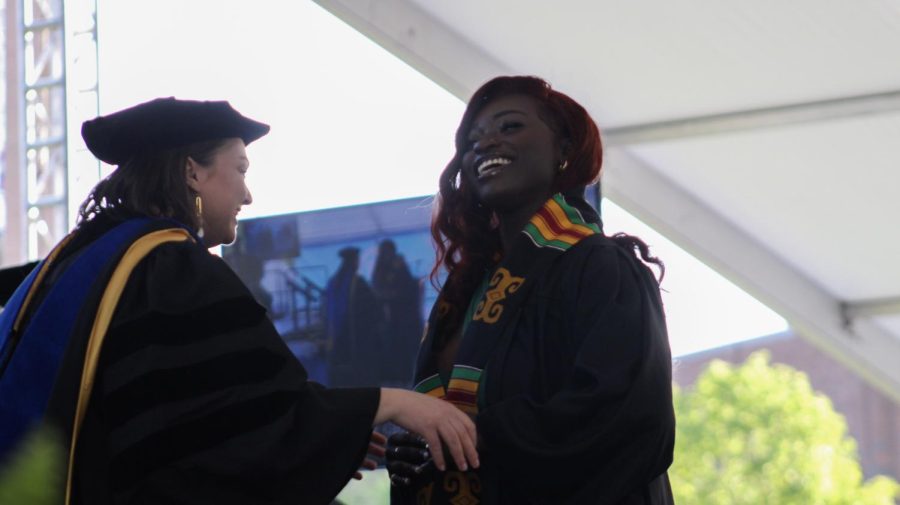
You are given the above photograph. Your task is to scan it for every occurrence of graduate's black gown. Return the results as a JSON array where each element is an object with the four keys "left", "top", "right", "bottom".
[
  {"left": 473, "top": 235, "right": 675, "bottom": 504},
  {"left": 395, "top": 194, "right": 675, "bottom": 505},
  {"left": 19, "top": 217, "right": 380, "bottom": 505}
]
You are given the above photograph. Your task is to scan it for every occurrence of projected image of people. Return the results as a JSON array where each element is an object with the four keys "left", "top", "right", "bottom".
[
  {"left": 324, "top": 246, "right": 383, "bottom": 387},
  {"left": 372, "top": 239, "right": 424, "bottom": 386}
]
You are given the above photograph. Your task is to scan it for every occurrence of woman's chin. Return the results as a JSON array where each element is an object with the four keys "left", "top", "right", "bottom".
[
  {"left": 220, "top": 228, "right": 238, "bottom": 246},
  {"left": 201, "top": 224, "right": 237, "bottom": 248}
]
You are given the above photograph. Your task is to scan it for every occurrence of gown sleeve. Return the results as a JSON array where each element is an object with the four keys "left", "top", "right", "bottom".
[
  {"left": 81, "top": 240, "right": 379, "bottom": 505},
  {"left": 475, "top": 241, "right": 675, "bottom": 503}
]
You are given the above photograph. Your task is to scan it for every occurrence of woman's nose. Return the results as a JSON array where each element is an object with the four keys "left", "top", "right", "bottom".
[
  {"left": 244, "top": 187, "right": 253, "bottom": 205},
  {"left": 473, "top": 133, "right": 501, "bottom": 153}
]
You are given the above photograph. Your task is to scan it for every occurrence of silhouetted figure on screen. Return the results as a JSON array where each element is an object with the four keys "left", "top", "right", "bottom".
[
  {"left": 372, "top": 239, "right": 424, "bottom": 385},
  {"left": 324, "top": 246, "right": 382, "bottom": 387}
]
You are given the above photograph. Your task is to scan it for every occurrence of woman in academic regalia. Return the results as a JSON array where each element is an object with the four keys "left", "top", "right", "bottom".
[
  {"left": 0, "top": 97, "right": 478, "bottom": 505},
  {"left": 387, "top": 76, "right": 676, "bottom": 504}
]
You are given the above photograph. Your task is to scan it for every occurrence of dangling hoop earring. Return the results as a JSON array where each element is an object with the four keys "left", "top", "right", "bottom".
[
  {"left": 557, "top": 160, "right": 569, "bottom": 173},
  {"left": 195, "top": 195, "right": 205, "bottom": 238}
]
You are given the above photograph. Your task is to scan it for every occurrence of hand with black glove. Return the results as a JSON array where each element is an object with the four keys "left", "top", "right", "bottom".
[{"left": 385, "top": 431, "right": 435, "bottom": 487}]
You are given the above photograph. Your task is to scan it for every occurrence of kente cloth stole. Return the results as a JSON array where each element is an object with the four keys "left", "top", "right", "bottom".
[
  {"left": 413, "top": 193, "right": 602, "bottom": 415},
  {"left": 407, "top": 193, "right": 601, "bottom": 505},
  {"left": 0, "top": 219, "right": 193, "bottom": 468}
]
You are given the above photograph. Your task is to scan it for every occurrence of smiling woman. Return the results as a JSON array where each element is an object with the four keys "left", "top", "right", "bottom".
[
  {"left": 386, "top": 76, "right": 676, "bottom": 504},
  {"left": 0, "top": 98, "right": 480, "bottom": 505},
  {"left": 184, "top": 138, "right": 253, "bottom": 247},
  {"left": 462, "top": 95, "right": 559, "bottom": 220}
]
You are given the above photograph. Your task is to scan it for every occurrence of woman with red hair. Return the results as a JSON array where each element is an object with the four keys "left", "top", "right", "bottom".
[{"left": 387, "top": 76, "right": 676, "bottom": 504}]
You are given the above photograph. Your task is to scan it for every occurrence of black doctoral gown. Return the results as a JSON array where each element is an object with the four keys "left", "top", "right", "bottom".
[{"left": 15, "top": 217, "right": 379, "bottom": 505}]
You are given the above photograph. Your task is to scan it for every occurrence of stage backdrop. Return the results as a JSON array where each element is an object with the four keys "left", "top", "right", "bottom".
[
  {"left": 223, "top": 196, "right": 434, "bottom": 387},
  {"left": 222, "top": 186, "right": 599, "bottom": 388}
]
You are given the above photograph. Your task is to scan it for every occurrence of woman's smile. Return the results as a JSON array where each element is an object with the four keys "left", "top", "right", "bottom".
[
  {"left": 475, "top": 156, "right": 513, "bottom": 179},
  {"left": 461, "top": 94, "right": 560, "bottom": 214}
]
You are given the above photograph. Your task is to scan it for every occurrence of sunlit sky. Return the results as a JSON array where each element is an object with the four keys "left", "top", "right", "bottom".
[{"left": 95, "top": 0, "right": 787, "bottom": 357}]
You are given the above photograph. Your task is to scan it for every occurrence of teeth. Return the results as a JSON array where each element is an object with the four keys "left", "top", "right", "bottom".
[{"left": 476, "top": 157, "right": 511, "bottom": 176}]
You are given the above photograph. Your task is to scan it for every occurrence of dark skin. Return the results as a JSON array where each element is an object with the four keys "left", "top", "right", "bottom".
[
  {"left": 388, "top": 93, "right": 570, "bottom": 486},
  {"left": 386, "top": 432, "right": 433, "bottom": 486},
  {"left": 461, "top": 93, "right": 568, "bottom": 250},
  {"left": 437, "top": 94, "right": 568, "bottom": 382},
  {"left": 355, "top": 432, "right": 387, "bottom": 480}
]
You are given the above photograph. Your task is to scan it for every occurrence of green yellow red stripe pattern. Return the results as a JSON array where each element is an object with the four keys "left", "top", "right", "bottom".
[
  {"left": 414, "top": 374, "right": 445, "bottom": 399},
  {"left": 524, "top": 194, "right": 600, "bottom": 251},
  {"left": 445, "top": 365, "right": 482, "bottom": 415}
]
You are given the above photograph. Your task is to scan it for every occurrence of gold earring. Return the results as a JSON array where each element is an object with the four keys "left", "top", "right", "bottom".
[
  {"left": 558, "top": 160, "right": 569, "bottom": 172},
  {"left": 195, "top": 195, "right": 205, "bottom": 238}
]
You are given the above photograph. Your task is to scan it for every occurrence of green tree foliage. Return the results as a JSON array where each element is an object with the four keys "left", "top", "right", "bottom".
[
  {"left": 670, "top": 351, "right": 899, "bottom": 504},
  {"left": 0, "top": 426, "right": 64, "bottom": 505}
]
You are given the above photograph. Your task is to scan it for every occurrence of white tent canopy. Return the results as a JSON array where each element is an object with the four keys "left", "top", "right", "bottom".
[{"left": 314, "top": 0, "right": 900, "bottom": 400}]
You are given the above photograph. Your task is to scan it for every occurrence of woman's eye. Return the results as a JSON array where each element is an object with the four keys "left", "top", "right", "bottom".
[{"left": 500, "top": 121, "right": 523, "bottom": 132}]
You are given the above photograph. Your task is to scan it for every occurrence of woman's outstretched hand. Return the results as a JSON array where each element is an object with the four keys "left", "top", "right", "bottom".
[
  {"left": 353, "top": 431, "right": 387, "bottom": 480},
  {"left": 385, "top": 431, "right": 432, "bottom": 487},
  {"left": 375, "top": 388, "right": 479, "bottom": 472}
]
